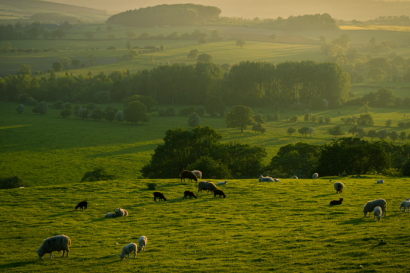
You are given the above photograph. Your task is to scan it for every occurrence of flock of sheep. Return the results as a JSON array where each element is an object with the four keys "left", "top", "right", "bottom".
[{"left": 36, "top": 170, "right": 406, "bottom": 260}]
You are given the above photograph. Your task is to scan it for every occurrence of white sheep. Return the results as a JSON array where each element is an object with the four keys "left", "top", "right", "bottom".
[
  {"left": 137, "top": 236, "right": 148, "bottom": 253},
  {"left": 114, "top": 208, "right": 128, "bottom": 217},
  {"left": 291, "top": 176, "right": 298, "bottom": 179},
  {"left": 217, "top": 180, "right": 228, "bottom": 186},
  {"left": 334, "top": 182, "right": 344, "bottom": 193},
  {"left": 257, "top": 174, "right": 274, "bottom": 182},
  {"left": 105, "top": 213, "right": 115, "bottom": 218},
  {"left": 374, "top": 206, "right": 382, "bottom": 221},
  {"left": 363, "top": 199, "right": 387, "bottom": 217},
  {"left": 400, "top": 198, "right": 410, "bottom": 212},
  {"left": 119, "top": 243, "right": 137, "bottom": 260},
  {"left": 312, "top": 173, "right": 318, "bottom": 179},
  {"left": 274, "top": 178, "right": 280, "bottom": 182},
  {"left": 192, "top": 170, "right": 202, "bottom": 179},
  {"left": 37, "top": 235, "right": 71, "bottom": 259},
  {"left": 377, "top": 179, "right": 384, "bottom": 184}
]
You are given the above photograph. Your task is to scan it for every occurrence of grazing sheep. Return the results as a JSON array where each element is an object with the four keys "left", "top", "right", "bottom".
[
  {"left": 291, "top": 176, "right": 298, "bottom": 179},
  {"left": 400, "top": 198, "right": 410, "bottom": 212},
  {"left": 184, "top": 191, "right": 197, "bottom": 199},
  {"left": 312, "top": 173, "right": 318, "bottom": 179},
  {"left": 213, "top": 189, "right": 226, "bottom": 198},
  {"left": 153, "top": 192, "right": 167, "bottom": 201},
  {"left": 274, "top": 178, "right": 280, "bottom": 182},
  {"left": 179, "top": 170, "right": 198, "bottom": 182},
  {"left": 334, "top": 182, "right": 345, "bottom": 193},
  {"left": 75, "top": 201, "right": 88, "bottom": 210},
  {"left": 217, "top": 180, "right": 227, "bottom": 186},
  {"left": 114, "top": 208, "right": 129, "bottom": 217},
  {"left": 363, "top": 199, "right": 387, "bottom": 217},
  {"left": 377, "top": 179, "right": 384, "bottom": 184},
  {"left": 198, "top": 181, "right": 218, "bottom": 193},
  {"left": 104, "top": 213, "right": 115, "bottom": 218},
  {"left": 374, "top": 206, "right": 382, "bottom": 221},
  {"left": 257, "top": 174, "right": 274, "bottom": 182},
  {"left": 119, "top": 243, "right": 137, "bottom": 260},
  {"left": 37, "top": 235, "right": 71, "bottom": 259},
  {"left": 192, "top": 170, "right": 202, "bottom": 179},
  {"left": 330, "top": 198, "right": 343, "bottom": 205},
  {"left": 137, "top": 236, "right": 147, "bottom": 253}
]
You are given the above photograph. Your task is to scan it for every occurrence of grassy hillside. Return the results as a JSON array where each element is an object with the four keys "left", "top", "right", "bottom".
[{"left": 1, "top": 176, "right": 410, "bottom": 272}]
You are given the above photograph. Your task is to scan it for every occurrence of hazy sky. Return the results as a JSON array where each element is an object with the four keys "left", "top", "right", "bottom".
[{"left": 47, "top": 0, "right": 410, "bottom": 20}]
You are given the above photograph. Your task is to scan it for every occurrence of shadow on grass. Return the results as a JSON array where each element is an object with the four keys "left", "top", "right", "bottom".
[
  {"left": 48, "top": 211, "right": 72, "bottom": 217},
  {"left": 339, "top": 218, "right": 366, "bottom": 225},
  {"left": 312, "top": 193, "right": 334, "bottom": 198},
  {"left": 0, "top": 261, "right": 37, "bottom": 270},
  {"left": 86, "top": 143, "right": 158, "bottom": 159}
]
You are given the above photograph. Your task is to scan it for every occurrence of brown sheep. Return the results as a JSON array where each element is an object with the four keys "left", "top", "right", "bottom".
[
  {"left": 213, "top": 189, "right": 226, "bottom": 198},
  {"left": 198, "top": 181, "right": 218, "bottom": 193},
  {"left": 180, "top": 170, "right": 198, "bottom": 182},
  {"left": 184, "top": 191, "right": 197, "bottom": 199}
]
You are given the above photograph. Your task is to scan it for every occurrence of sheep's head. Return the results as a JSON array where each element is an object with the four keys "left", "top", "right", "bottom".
[
  {"left": 37, "top": 249, "right": 45, "bottom": 259},
  {"left": 118, "top": 254, "right": 125, "bottom": 260},
  {"left": 137, "top": 246, "right": 142, "bottom": 253},
  {"left": 406, "top": 198, "right": 410, "bottom": 201},
  {"left": 339, "top": 198, "right": 343, "bottom": 201}
]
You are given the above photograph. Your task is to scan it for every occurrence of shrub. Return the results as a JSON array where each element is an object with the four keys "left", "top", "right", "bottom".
[
  {"left": 385, "top": 119, "right": 393, "bottom": 127},
  {"left": 52, "top": 100, "right": 65, "bottom": 109},
  {"left": 16, "top": 104, "right": 25, "bottom": 114},
  {"left": 32, "top": 101, "right": 48, "bottom": 115},
  {"left": 325, "top": 116, "right": 332, "bottom": 124},
  {"left": 304, "top": 113, "right": 310, "bottom": 122},
  {"left": 254, "top": 113, "right": 265, "bottom": 124},
  {"left": 146, "top": 183, "right": 157, "bottom": 190},
  {"left": 310, "top": 114, "right": 317, "bottom": 123},
  {"left": 179, "top": 106, "right": 196, "bottom": 116},
  {"left": 318, "top": 116, "right": 324, "bottom": 123},
  {"left": 287, "top": 127, "right": 296, "bottom": 136},
  {"left": 289, "top": 115, "right": 298, "bottom": 122},
  {"left": 81, "top": 167, "right": 117, "bottom": 182},
  {"left": 115, "top": 110, "right": 124, "bottom": 122},
  {"left": 328, "top": 125, "right": 344, "bottom": 136},
  {"left": 402, "top": 158, "right": 410, "bottom": 176},
  {"left": 60, "top": 109, "right": 72, "bottom": 118},
  {"left": 188, "top": 112, "right": 200, "bottom": 127},
  {"left": 0, "top": 175, "right": 28, "bottom": 189}
]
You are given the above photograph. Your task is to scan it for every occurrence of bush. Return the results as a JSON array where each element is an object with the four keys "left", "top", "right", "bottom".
[
  {"left": 179, "top": 106, "right": 196, "bottom": 116},
  {"left": 16, "top": 104, "right": 25, "bottom": 114},
  {"left": 0, "top": 175, "right": 28, "bottom": 189},
  {"left": 385, "top": 119, "right": 393, "bottom": 127},
  {"left": 289, "top": 115, "right": 298, "bottom": 122},
  {"left": 52, "top": 100, "right": 65, "bottom": 109},
  {"left": 32, "top": 101, "right": 48, "bottom": 115},
  {"left": 188, "top": 112, "right": 200, "bottom": 127},
  {"left": 287, "top": 127, "right": 296, "bottom": 136},
  {"left": 325, "top": 116, "right": 332, "bottom": 124},
  {"left": 146, "top": 183, "right": 157, "bottom": 190},
  {"left": 254, "top": 113, "right": 265, "bottom": 124},
  {"left": 81, "top": 167, "right": 117, "bottom": 182},
  {"left": 310, "top": 114, "right": 317, "bottom": 123},
  {"left": 318, "top": 116, "right": 324, "bottom": 123},
  {"left": 60, "top": 109, "right": 72, "bottom": 118},
  {"left": 328, "top": 125, "right": 344, "bottom": 136},
  {"left": 115, "top": 110, "right": 124, "bottom": 122}
]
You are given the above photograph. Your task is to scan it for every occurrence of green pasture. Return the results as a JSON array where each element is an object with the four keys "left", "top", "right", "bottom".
[
  {"left": 1, "top": 176, "right": 410, "bottom": 272},
  {"left": 2, "top": 102, "right": 410, "bottom": 187}
]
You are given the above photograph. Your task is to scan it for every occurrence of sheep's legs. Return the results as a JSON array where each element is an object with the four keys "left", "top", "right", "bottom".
[
  {"left": 62, "top": 250, "right": 65, "bottom": 257},
  {"left": 128, "top": 254, "right": 130, "bottom": 259},
  {"left": 134, "top": 253, "right": 136, "bottom": 259},
  {"left": 50, "top": 253, "right": 53, "bottom": 259},
  {"left": 66, "top": 250, "right": 69, "bottom": 257}
]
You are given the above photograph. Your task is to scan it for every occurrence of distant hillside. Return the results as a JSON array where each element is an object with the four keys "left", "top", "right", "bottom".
[{"left": 0, "top": 0, "right": 114, "bottom": 22}]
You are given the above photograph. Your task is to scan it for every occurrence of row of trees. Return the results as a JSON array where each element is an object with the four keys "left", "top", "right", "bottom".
[{"left": 0, "top": 22, "right": 69, "bottom": 41}]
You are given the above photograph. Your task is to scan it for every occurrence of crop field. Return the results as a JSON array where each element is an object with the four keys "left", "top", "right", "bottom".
[{"left": 1, "top": 176, "right": 410, "bottom": 272}]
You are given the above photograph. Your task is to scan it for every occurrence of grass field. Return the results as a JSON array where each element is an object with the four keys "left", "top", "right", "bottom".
[{"left": 1, "top": 176, "right": 410, "bottom": 272}]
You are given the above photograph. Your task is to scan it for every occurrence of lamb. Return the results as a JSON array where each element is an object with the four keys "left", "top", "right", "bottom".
[
  {"left": 217, "top": 180, "right": 227, "bottom": 186},
  {"left": 374, "top": 206, "right": 382, "bottom": 221},
  {"left": 192, "top": 170, "right": 202, "bottom": 179},
  {"left": 104, "top": 213, "right": 115, "bottom": 218},
  {"left": 377, "top": 179, "right": 384, "bottom": 184},
  {"left": 180, "top": 170, "right": 198, "bottom": 182},
  {"left": 274, "top": 178, "right": 280, "bottom": 182},
  {"left": 75, "top": 201, "right": 88, "bottom": 210},
  {"left": 213, "top": 189, "right": 226, "bottom": 198},
  {"left": 363, "top": 199, "right": 387, "bottom": 217},
  {"left": 257, "top": 174, "right": 274, "bottom": 182},
  {"left": 137, "top": 236, "right": 147, "bottom": 253},
  {"left": 153, "top": 192, "right": 167, "bottom": 201},
  {"left": 184, "top": 191, "right": 197, "bottom": 199},
  {"left": 291, "top": 176, "right": 298, "bottom": 179},
  {"left": 400, "top": 198, "right": 410, "bottom": 212},
  {"left": 334, "top": 182, "right": 345, "bottom": 193},
  {"left": 119, "top": 243, "right": 137, "bottom": 260},
  {"left": 312, "top": 173, "right": 319, "bottom": 179},
  {"left": 198, "top": 181, "right": 218, "bottom": 193},
  {"left": 114, "top": 208, "right": 129, "bottom": 217},
  {"left": 329, "top": 198, "right": 343, "bottom": 205},
  {"left": 37, "top": 235, "right": 71, "bottom": 259}
]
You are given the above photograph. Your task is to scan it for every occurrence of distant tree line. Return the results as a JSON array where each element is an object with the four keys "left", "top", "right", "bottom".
[
  {"left": 0, "top": 21, "right": 70, "bottom": 41},
  {"left": 0, "top": 61, "right": 350, "bottom": 108}
]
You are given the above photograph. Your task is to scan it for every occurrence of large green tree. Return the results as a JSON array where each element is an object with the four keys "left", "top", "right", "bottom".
[
  {"left": 225, "top": 105, "right": 254, "bottom": 133},
  {"left": 123, "top": 101, "right": 148, "bottom": 124}
]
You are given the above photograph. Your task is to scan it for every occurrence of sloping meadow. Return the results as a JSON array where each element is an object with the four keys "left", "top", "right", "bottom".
[{"left": 0, "top": 177, "right": 409, "bottom": 272}]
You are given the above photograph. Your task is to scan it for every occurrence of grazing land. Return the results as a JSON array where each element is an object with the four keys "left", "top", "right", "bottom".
[{"left": 0, "top": 176, "right": 409, "bottom": 272}]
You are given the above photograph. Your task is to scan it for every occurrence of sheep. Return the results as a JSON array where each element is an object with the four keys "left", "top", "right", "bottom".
[
  {"left": 114, "top": 208, "right": 129, "bottom": 217},
  {"left": 198, "top": 181, "right": 218, "bottom": 193},
  {"left": 75, "top": 201, "right": 88, "bottom": 210},
  {"left": 213, "top": 189, "right": 226, "bottom": 198},
  {"left": 179, "top": 170, "right": 198, "bottom": 183},
  {"left": 363, "top": 199, "right": 387, "bottom": 217},
  {"left": 291, "top": 176, "right": 298, "bottom": 179},
  {"left": 329, "top": 198, "right": 343, "bottom": 205},
  {"left": 184, "top": 191, "right": 197, "bottom": 199},
  {"left": 334, "top": 182, "right": 345, "bottom": 193},
  {"left": 312, "top": 173, "right": 318, "bottom": 179},
  {"left": 153, "top": 192, "right": 167, "bottom": 201},
  {"left": 374, "top": 206, "right": 382, "bottom": 221},
  {"left": 192, "top": 170, "right": 202, "bottom": 179},
  {"left": 37, "top": 235, "right": 71, "bottom": 259},
  {"left": 119, "top": 243, "right": 137, "bottom": 260},
  {"left": 104, "top": 213, "right": 115, "bottom": 218},
  {"left": 274, "top": 178, "right": 280, "bottom": 182},
  {"left": 137, "top": 236, "right": 148, "bottom": 253},
  {"left": 217, "top": 180, "right": 227, "bottom": 186},
  {"left": 400, "top": 198, "right": 410, "bottom": 212},
  {"left": 377, "top": 179, "right": 384, "bottom": 184},
  {"left": 257, "top": 174, "right": 274, "bottom": 182}
]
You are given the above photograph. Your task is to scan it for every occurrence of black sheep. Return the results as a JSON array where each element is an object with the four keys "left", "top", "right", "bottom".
[
  {"left": 179, "top": 170, "right": 198, "bottom": 183},
  {"left": 329, "top": 198, "right": 343, "bottom": 205},
  {"left": 184, "top": 191, "right": 197, "bottom": 199},
  {"left": 153, "top": 192, "right": 167, "bottom": 201},
  {"left": 213, "top": 189, "right": 226, "bottom": 198},
  {"left": 75, "top": 201, "right": 88, "bottom": 210}
]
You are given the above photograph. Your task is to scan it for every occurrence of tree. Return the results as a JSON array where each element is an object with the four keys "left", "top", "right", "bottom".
[
  {"left": 367, "top": 129, "right": 378, "bottom": 140},
  {"left": 52, "top": 62, "right": 63, "bottom": 72},
  {"left": 87, "top": 54, "right": 98, "bottom": 65},
  {"left": 16, "top": 104, "right": 25, "bottom": 114},
  {"left": 359, "top": 102, "right": 372, "bottom": 114},
  {"left": 187, "top": 49, "right": 199, "bottom": 60},
  {"left": 127, "top": 50, "right": 139, "bottom": 61},
  {"left": 389, "top": 131, "right": 398, "bottom": 142},
  {"left": 84, "top": 31, "right": 94, "bottom": 40},
  {"left": 60, "top": 109, "right": 72, "bottom": 118},
  {"left": 225, "top": 105, "right": 254, "bottom": 133},
  {"left": 32, "top": 101, "right": 48, "bottom": 115},
  {"left": 269, "top": 34, "right": 277, "bottom": 42},
  {"left": 122, "top": 95, "right": 157, "bottom": 112},
  {"left": 378, "top": 129, "right": 389, "bottom": 140},
  {"left": 252, "top": 122, "right": 266, "bottom": 134},
  {"left": 298, "top": 127, "right": 310, "bottom": 137},
  {"left": 368, "top": 68, "right": 386, "bottom": 81},
  {"left": 199, "top": 38, "right": 209, "bottom": 44},
  {"left": 51, "top": 30, "right": 65, "bottom": 39},
  {"left": 348, "top": 125, "right": 358, "bottom": 136},
  {"left": 287, "top": 127, "right": 296, "bottom": 136},
  {"left": 71, "top": 59, "right": 82, "bottom": 68},
  {"left": 160, "top": 44, "right": 165, "bottom": 51},
  {"left": 139, "top": 32, "right": 150, "bottom": 39},
  {"left": 254, "top": 113, "right": 265, "bottom": 124},
  {"left": 18, "top": 64, "right": 31, "bottom": 75},
  {"left": 399, "top": 131, "right": 407, "bottom": 142},
  {"left": 126, "top": 30, "right": 137, "bottom": 39},
  {"left": 328, "top": 125, "right": 344, "bottom": 136},
  {"left": 196, "top": 53, "right": 213, "bottom": 63},
  {"left": 205, "top": 96, "right": 225, "bottom": 117},
  {"left": 124, "top": 101, "right": 148, "bottom": 124},
  {"left": 385, "top": 119, "right": 392, "bottom": 127},
  {"left": 60, "top": 57, "right": 71, "bottom": 70},
  {"left": 115, "top": 110, "right": 124, "bottom": 122},
  {"left": 188, "top": 112, "right": 200, "bottom": 127},
  {"left": 187, "top": 156, "right": 231, "bottom": 179},
  {"left": 236, "top": 39, "right": 246, "bottom": 48},
  {"left": 126, "top": 41, "right": 132, "bottom": 50},
  {"left": 356, "top": 127, "right": 366, "bottom": 138}
]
